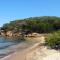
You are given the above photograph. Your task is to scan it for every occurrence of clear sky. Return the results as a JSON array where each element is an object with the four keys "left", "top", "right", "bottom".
[{"left": 0, "top": 0, "right": 60, "bottom": 26}]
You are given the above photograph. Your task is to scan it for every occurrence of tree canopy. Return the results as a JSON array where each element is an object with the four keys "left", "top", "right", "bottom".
[{"left": 1, "top": 16, "right": 60, "bottom": 33}]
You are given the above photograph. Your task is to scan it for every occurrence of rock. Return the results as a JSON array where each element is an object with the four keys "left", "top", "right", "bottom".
[{"left": 6, "top": 31, "right": 13, "bottom": 37}]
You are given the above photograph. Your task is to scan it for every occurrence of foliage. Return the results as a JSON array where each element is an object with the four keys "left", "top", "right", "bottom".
[
  {"left": 1, "top": 16, "right": 60, "bottom": 49},
  {"left": 45, "top": 30, "right": 60, "bottom": 49},
  {"left": 1, "top": 16, "right": 60, "bottom": 33}
]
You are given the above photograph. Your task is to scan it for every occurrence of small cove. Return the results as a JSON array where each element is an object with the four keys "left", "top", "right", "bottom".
[
  {"left": 0, "top": 36, "right": 36, "bottom": 59},
  {"left": 0, "top": 36, "right": 25, "bottom": 58}
]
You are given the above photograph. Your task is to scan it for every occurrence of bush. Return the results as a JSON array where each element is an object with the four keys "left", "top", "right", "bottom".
[{"left": 45, "top": 30, "right": 60, "bottom": 49}]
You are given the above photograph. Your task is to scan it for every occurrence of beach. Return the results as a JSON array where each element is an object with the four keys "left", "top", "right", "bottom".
[
  {"left": 0, "top": 35, "right": 60, "bottom": 60},
  {"left": 1, "top": 42, "right": 60, "bottom": 60}
]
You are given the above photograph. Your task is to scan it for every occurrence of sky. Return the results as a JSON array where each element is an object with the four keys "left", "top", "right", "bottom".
[{"left": 0, "top": 0, "right": 60, "bottom": 26}]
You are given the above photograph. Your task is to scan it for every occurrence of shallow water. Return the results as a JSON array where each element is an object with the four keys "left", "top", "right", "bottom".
[
  {"left": 0, "top": 37, "right": 36, "bottom": 59},
  {"left": 0, "top": 36, "right": 37, "bottom": 59},
  {"left": 0, "top": 36, "right": 23, "bottom": 58}
]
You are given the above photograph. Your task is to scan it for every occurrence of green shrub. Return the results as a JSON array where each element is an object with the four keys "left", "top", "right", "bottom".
[{"left": 45, "top": 30, "right": 60, "bottom": 49}]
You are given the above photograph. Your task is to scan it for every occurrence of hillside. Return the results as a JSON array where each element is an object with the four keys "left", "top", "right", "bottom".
[
  {"left": 1, "top": 16, "right": 60, "bottom": 33},
  {"left": 1, "top": 16, "right": 60, "bottom": 49}
]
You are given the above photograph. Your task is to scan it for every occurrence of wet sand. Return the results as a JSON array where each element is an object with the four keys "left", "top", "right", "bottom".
[{"left": 0, "top": 43, "right": 40, "bottom": 60}]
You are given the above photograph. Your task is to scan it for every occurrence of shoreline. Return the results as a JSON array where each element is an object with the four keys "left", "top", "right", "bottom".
[
  {"left": 0, "top": 34, "right": 45, "bottom": 60},
  {"left": 1, "top": 41, "right": 60, "bottom": 60},
  {"left": 0, "top": 43, "right": 41, "bottom": 60},
  {"left": 0, "top": 35, "right": 60, "bottom": 60}
]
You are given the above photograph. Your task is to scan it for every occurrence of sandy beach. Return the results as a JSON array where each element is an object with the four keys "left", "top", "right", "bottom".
[
  {"left": 0, "top": 36, "right": 60, "bottom": 60},
  {"left": 0, "top": 43, "right": 41, "bottom": 60},
  {"left": 1, "top": 43, "right": 60, "bottom": 60}
]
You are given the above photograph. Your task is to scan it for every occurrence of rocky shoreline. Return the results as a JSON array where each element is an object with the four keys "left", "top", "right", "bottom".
[
  {"left": 0, "top": 31, "right": 46, "bottom": 41},
  {"left": 0, "top": 31, "right": 22, "bottom": 37}
]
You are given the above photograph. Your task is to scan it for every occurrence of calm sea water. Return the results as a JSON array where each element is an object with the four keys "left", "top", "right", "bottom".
[
  {"left": 0, "top": 36, "right": 24, "bottom": 58},
  {"left": 0, "top": 36, "right": 36, "bottom": 59}
]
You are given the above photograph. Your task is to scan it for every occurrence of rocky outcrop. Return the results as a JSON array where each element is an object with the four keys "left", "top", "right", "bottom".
[
  {"left": 0, "top": 31, "right": 6, "bottom": 36},
  {"left": 0, "top": 30, "right": 22, "bottom": 37},
  {"left": 6, "top": 31, "right": 13, "bottom": 37}
]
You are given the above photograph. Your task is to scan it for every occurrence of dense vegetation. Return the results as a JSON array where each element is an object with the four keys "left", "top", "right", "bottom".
[
  {"left": 1, "top": 16, "right": 60, "bottom": 33},
  {"left": 45, "top": 30, "right": 60, "bottom": 49},
  {"left": 1, "top": 16, "right": 60, "bottom": 49}
]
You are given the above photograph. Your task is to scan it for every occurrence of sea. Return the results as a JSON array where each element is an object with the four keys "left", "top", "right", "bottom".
[{"left": 0, "top": 36, "right": 37, "bottom": 59}]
